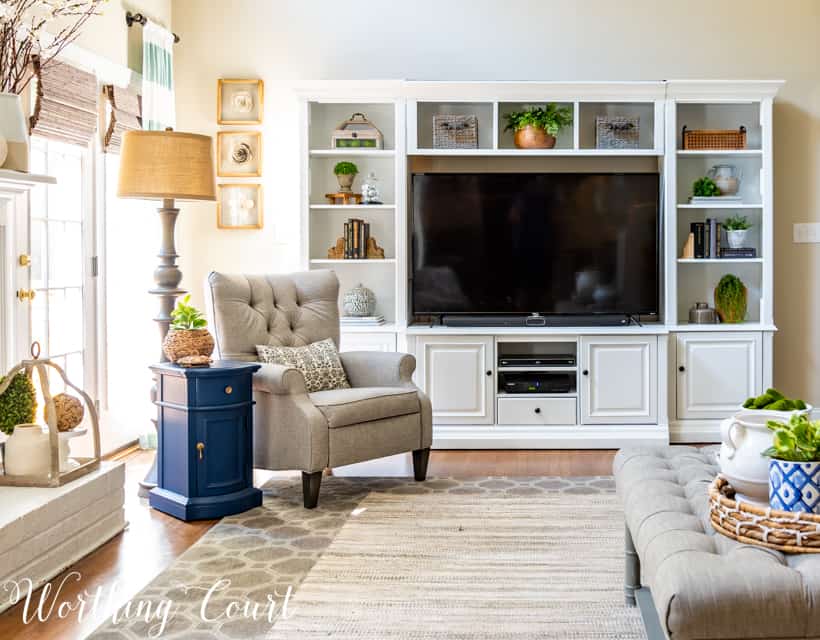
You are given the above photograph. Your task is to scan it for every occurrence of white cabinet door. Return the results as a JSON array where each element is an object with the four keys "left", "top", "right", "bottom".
[
  {"left": 676, "top": 332, "right": 762, "bottom": 420},
  {"left": 339, "top": 332, "right": 396, "bottom": 353},
  {"left": 416, "top": 336, "right": 494, "bottom": 425},
  {"left": 580, "top": 336, "right": 657, "bottom": 424}
]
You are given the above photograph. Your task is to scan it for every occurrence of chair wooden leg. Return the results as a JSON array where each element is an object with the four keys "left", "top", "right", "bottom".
[
  {"left": 412, "top": 448, "right": 430, "bottom": 481},
  {"left": 302, "top": 471, "right": 322, "bottom": 509}
]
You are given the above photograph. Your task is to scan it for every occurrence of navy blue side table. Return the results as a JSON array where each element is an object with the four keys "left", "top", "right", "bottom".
[{"left": 148, "top": 360, "right": 262, "bottom": 521}]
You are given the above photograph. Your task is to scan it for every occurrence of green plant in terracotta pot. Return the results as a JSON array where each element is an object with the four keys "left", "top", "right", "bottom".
[
  {"left": 162, "top": 295, "right": 215, "bottom": 363},
  {"left": 333, "top": 161, "right": 359, "bottom": 193},
  {"left": 714, "top": 274, "right": 747, "bottom": 323},
  {"left": 0, "top": 371, "right": 37, "bottom": 436},
  {"left": 504, "top": 104, "right": 573, "bottom": 149}
]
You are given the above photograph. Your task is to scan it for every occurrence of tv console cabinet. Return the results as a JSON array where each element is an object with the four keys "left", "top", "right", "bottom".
[{"left": 298, "top": 80, "right": 781, "bottom": 448}]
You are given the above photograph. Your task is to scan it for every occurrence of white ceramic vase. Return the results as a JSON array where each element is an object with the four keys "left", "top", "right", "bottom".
[
  {"left": 4, "top": 424, "right": 51, "bottom": 476},
  {"left": 0, "top": 92, "right": 29, "bottom": 172},
  {"left": 720, "top": 405, "right": 813, "bottom": 502},
  {"left": 727, "top": 229, "right": 748, "bottom": 249}
]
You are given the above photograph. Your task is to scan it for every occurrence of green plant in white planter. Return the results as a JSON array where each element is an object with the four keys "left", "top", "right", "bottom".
[
  {"left": 764, "top": 414, "right": 820, "bottom": 513},
  {"left": 723, "top": 214, "right": 752, "bottom": 249}
]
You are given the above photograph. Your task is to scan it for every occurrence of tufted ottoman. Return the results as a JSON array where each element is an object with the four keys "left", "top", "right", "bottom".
[{"left": 614, "top": 446, "right": 820, "bottom": 640}]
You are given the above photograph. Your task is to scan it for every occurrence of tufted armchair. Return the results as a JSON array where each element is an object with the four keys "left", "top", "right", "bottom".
[{"left": 205, "top": 270, "right": 432, "bottom": 508}]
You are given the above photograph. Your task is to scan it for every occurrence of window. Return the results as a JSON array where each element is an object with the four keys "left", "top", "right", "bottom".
[{"left": 29, "top": 137, "right": 96, "bottom": 394}]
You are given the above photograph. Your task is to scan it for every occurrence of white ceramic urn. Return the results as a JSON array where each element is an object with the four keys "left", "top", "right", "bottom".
[
  {"left": 4, "top": 424, "right": 51, "bottom": 476},
  {"left": 719, "top": 405, "right": 813, "bottom": 502},
  {"left": 0, "top": 93, "right": 29, "bottom": 172}
]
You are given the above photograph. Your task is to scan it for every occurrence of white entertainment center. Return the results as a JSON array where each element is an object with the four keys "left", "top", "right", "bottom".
[{"left": 299, "top": 80, "right": 781, "bottom": 448}]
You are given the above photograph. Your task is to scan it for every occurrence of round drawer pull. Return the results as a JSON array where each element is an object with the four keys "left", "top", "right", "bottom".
[
  {"left": 582, "top": 370, "right": 589, "bottom": 376},
  {"left": 679, "top": 366, "right": 685, "bottom": 373},
  {"left": 486, "top": 370, "right": 492, "bottom": 377},
  {"left": 225, "top": 385, "right": 233, "bottom": 395},
  {"left": 534, "top": 407, "right": 541, "bottom": 414}
]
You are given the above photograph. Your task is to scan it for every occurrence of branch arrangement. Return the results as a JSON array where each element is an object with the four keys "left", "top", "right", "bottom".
[{"left": 0, "top": 0, "right": 105, "bottom": 94}]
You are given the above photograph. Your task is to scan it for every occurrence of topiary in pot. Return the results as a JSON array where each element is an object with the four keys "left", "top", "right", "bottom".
[
  {"left": 162, "top": 295, "right": 215, "bottom": 363},
  {"left": 0, "top": 371, "right": 37, "bottom": 435},
  {"left": 333, "top": 161, "right": 359, "bottom": 193},
  {"left": 714, "top": 274, "right": 747, "bottom": 323}
]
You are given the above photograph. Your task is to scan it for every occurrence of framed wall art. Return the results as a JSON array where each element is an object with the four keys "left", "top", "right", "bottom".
[
  {"left": 217, "top": 184, "right": 263, "bottom": 229},
  {"left": 217, "top": 78, "right": 263, "bottom": 124},
  {"left": 217, "top": 131, "right": 262, "bottom": 177}
]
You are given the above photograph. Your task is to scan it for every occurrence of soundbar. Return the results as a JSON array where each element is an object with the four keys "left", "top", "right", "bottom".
[{"left": 441, "top": 314, "right": 633, "bottom": 328}]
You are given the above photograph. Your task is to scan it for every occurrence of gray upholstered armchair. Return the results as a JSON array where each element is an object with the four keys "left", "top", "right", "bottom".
[{"left": 205, "top": 270, "right": 432, "bottom": 508}]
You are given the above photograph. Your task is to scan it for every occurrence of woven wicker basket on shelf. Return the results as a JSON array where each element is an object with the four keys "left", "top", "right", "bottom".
[
  {"left": 682, "top": 126, "right": 747, "bottom": 150},
  {"left": 432, "top": 114, "right": 478, "bottom": 149},
  {"left": 709, "top": 476, "right": 820, "bottom": 554}
]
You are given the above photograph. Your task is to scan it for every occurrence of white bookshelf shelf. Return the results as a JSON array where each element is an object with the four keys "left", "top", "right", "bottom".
[
  {"left": 671, "top": 323, "right": 777, "bottom": 332},
  {"left": 677, "top": 150, "right": 762, "bottom": 157},
  {"left": 309, "top": 204, "right": 396, "bottom": 210},
  {"left": 677, "top": 258, "right": 763, "bottom": 264},
  {"left": 340, "top": 322, "right": 398, "bottom": 333},
  {"left": 309, "top": 258, "right": 397, "bottom": 264},
  {"left": 309, "top": 149, "right": 395, "bottom": 158},
  {"left": 677, "top": 203, "right": 762, "bottom": 209},
  {"left": 409, "top": 148, "right": 662, "bottom": 157}
]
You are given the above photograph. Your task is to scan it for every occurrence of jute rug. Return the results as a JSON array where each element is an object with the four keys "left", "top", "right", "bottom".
[{"left": 91, "top": 477, "right": 644, "bottom": 639}]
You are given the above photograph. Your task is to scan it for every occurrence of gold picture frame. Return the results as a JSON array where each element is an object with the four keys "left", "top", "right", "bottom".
[
  {"left": 217, "top": 79, "right": 264, "bottom": 125},
  {"left": 217, "top": 184, "right": 263, "bottom": 230},
  {"left": 217, "top": 131, "right": 262, "bottom": 177}
]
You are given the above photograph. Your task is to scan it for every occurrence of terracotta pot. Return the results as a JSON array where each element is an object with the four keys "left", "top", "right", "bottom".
[
  {"left": 163, "top": 329, "right": 215, "bottom": 363},
  {"left": 513, "top": 126, "right": 556, "bottom": 149},
  {"left": 336, "top": 172, "right": 356, "bottom": 193}
]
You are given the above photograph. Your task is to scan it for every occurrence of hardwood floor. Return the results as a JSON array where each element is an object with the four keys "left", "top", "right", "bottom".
[{"left": 0, "top": 448, "right": 616, "bottom": 639}]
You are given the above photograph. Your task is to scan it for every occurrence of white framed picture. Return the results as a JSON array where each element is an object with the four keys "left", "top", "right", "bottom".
[
  {"left": 217, "top": 184, "right": 263, "bottom": 229},
  {"left": 217, "top": 131, "right": 262, "bottom": 177},
  {"left": 217, "top": 79, "right": 263, "bottom": 124}
]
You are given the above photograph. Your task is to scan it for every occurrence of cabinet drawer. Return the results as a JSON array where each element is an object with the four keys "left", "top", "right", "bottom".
[
  {"left": 194, "top": 376, "right": 251, "bottom": 406},
  {"left": 497, "top": 397, "right": 577, "bottom": 425}
]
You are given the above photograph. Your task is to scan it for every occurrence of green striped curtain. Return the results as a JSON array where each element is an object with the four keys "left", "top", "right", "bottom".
[{"left": 141, "top": 21, "right": 175, "bottom": 130}]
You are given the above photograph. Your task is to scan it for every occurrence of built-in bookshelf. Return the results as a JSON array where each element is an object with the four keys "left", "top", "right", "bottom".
[{"left": 300, "top": 88, "right": 405, "bottom": 349}]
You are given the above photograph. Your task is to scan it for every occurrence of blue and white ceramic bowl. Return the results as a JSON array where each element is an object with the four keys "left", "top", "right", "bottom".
[{"left": 769, "top": 459, "right": 820, "bottom": 514}]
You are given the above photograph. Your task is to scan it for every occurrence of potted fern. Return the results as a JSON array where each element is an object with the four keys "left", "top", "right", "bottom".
[
  {"left": 162, "top": 295, "right": 215, "bottom": 364},
  {"left": 764, "top": 413, "right": 820, "bottom": 513},
  {"left": 503, "top": 104, "right": 573, "bottom": 149}
]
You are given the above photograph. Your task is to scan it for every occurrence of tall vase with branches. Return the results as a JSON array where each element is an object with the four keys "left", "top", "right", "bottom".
[
  {"left": 0, "top": 0, "right": 103, "bottom": 170},
  {"left": 0, "top": 0, "right": 105, "bottom": 94}
]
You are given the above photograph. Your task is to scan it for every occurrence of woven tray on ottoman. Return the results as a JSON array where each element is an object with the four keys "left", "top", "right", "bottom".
[{"left": 709, "top": 475, "right": 820, "bottom": 553}]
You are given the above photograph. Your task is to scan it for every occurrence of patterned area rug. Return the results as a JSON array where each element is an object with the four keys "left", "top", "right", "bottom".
[{"left": 91, "top": 477, "right": 644, "bottom": 639}]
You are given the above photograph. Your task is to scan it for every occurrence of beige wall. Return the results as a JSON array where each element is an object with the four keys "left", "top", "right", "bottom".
[{"left": 172, "top": 0, "right": 820, "bottom": 401}]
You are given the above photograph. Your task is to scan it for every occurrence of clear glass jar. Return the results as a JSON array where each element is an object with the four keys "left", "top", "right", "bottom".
[{"left": 361, "top": 171, "right": 383, "bottom": 205}]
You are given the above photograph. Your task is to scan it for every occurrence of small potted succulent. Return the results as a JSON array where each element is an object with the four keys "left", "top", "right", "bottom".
[
  {"left": 333, "top": 161, "right": 359, "bottom": 193},
  {"left": 503, "top": 104, "right": 573, "bottom": 149},
  {"left": 162, "top": 295, "right": 215, "bottom": 364},
  {"left": 714, "top": 273, "right": 747, "bottom": 323},
  {"left": 764, "top": 413, "right": 820, "bottom": 513},
  {"left": 723, "top": 214, "right": 752, "bottom": 249}
]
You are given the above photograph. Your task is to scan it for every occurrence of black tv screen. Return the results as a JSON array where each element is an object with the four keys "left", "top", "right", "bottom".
[{"left": 412, "top": 173, "right": 659, "bottom": 317}]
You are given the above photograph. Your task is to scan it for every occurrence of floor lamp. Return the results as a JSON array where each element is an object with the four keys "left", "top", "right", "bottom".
[{"left": 117, "top": 129, "right": 216, "bottom": 495}]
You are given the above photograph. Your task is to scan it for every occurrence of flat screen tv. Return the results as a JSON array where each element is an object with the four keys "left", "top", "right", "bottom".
[{"left": 411, "top": 173, "right": 660, "bottom": 318}]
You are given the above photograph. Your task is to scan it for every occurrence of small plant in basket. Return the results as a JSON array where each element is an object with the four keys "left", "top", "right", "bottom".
[
  {"left": 763, "top": 414, "right": 820, "bottom": 513},
  {"left": 162, "top": 295, "right": 215, "bottom": 364}
]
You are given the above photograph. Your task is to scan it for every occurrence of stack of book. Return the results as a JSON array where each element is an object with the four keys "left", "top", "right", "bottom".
[
  {"left": 343, "top": 218, "right": 370, "bottom": 259},
  {"left": 340, "top": 315, "right": 385, "bottom": 326},
  {"left": 689, "top": 219, "right": 758, "bottom": 259}
]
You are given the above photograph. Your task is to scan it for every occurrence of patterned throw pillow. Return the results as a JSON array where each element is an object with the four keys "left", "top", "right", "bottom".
[{"left": 255, "top": 338, "right": 350, "bottom": 393}]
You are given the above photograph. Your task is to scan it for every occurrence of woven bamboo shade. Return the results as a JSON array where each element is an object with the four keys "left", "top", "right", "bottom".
[
  {"left": 29, "top": 59, "right": 98, "bottom": 146},
  {"left": 118, "top": 130, "right": 216, "bottom": 201},
  {"left": 103, "top": 85, "right": 142, "bottom": 153}
]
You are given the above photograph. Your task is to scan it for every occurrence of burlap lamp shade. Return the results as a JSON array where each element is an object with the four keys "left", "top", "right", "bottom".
[{"left": 117, "top": 130, "right": 216, "bottom": 201}]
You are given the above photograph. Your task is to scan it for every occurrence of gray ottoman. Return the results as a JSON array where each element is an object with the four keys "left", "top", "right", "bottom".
[{"left": 614, "top": 446, "right": 820, "bottom": 640}]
